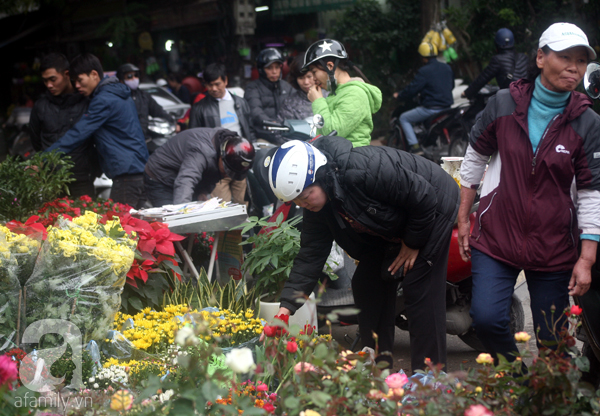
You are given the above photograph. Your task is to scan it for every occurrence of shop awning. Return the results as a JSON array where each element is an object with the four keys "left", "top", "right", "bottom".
[{"left": 272, "top": 0, "right": 356, "bottom": 17}]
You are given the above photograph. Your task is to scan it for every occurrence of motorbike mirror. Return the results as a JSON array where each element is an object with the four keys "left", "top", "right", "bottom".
[
  {"left": 583, "top": 62, "right": 600, "bottom": 100},
  {"left": 310, "top": 114, "right": 324, "bottom": 138},
  {"left": 313, "top": 114, "right": 324, "bottom": 129}
]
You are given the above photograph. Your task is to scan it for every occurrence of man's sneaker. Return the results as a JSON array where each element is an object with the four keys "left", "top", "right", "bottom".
[{"left": 409, "top": 144, "right": 424, "bottom": 155}]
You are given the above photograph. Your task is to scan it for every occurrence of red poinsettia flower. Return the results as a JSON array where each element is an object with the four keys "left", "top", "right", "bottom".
[
  {"left": 126, "top": 258, "right": 155, "bottom": 286},
  {"left": 5, "top": 215, "right": 47, "bottom": 239}
]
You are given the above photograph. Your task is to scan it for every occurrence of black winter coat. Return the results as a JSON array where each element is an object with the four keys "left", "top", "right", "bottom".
[
  {"left": 130, "top": 88, "right": 175, "bottom": 139},
  {"left": 29, "top": 91, "right": 99, "bottom": 181},
  {"left": 144, "top": 127, "right": 224, "bottom": 204},
  {"left": 188, "top": 93, "right": 255, "bottom": 141},
  {"left": 279, "top": 137, "right": 460, "bottom": 312},
  {"left": 463, "top": 49, "right": 528, "bottom": 99},
  {"left": 244, "top": 77, "right": 293, "bottom": 141}
]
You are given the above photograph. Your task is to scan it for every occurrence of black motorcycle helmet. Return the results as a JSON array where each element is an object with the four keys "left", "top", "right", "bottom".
[
  {"left": 117, "top": 63, "right": 140, "bottom": 81},
  {"left": 256, "top": 48, "right": 284, "bottom": 78},
  {"left": 494, "top": 28, "right": 515, "bottom": 50},
  {"left": 302, "top": 39, "right": 348, "bottom": 94},
  {"left": 220, "top": 137, "right": 256, "bottom": 181}
]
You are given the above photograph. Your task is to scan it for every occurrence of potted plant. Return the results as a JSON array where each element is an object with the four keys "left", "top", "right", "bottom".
[{"left": 236, "top": 213, "right": 317, "bottom": 330}]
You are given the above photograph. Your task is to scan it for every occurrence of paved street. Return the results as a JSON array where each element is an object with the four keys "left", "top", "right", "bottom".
[{"left": 327, "top": 280, "right": 547, "bottom": 374}]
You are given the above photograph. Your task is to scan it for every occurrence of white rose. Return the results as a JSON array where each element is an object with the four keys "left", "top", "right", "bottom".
[
  {"left": 175, "top": 326, "right": 199, "bottom": 347},
  {"left": 225, "top": 347, "right": 256, "bottom": 374},
  {"left": 93, "top": 383, "right": 99, "bottom": 389},
  {"left": 88, "top": 377, "right": 95, "bottom": 382}
]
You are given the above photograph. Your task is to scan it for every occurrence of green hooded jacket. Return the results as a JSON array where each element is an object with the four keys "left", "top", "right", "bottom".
[{"left": 311, "top": 79, "right": 382, "bottom": 147}]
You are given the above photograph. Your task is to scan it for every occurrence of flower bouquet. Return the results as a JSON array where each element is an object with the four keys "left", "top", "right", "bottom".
[
  {"left": 0, "top": 224, "right": 42, "bottom": 349},
  {"left": 24, "top": 211, "right": 136, "bottom": 345}
]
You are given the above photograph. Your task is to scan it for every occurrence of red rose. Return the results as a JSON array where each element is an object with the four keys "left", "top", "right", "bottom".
[
  {"left": 262, "top": 403, "right": 275, "bottom": 413},
  {"left": 570, "top": 305, "right": 582, "bottom": 316}
]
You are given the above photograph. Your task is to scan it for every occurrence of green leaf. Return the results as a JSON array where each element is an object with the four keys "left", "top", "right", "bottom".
[
  {"left": 310, "top": 391, "right": 331, "bottom": 407},
  {"left": 284, "top": 396, "right": 300, "bottom": 409},
  {"left": 168, "top": 398, "right": 196, "bottom": 416},
  {"left": 128, "top": 296, "right": 144, "bottom": 311}
]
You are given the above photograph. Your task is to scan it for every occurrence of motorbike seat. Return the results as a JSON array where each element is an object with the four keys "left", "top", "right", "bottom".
[{"left": 421, "top": 108, "right": 457, "bottom": 129}]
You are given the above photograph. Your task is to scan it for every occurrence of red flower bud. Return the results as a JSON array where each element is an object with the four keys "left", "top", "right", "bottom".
[
  {"left": 570, "top": 305, "right": 582, "bottom": 316},
  {"left": 286, "top": 341, "right": 298, "bottom": 353}
]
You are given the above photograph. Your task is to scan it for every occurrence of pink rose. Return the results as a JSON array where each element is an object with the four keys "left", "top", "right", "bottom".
[
  {"left": 0, "top": 355, "right": 18, "bottom": 388},
  {"left": 464, "top": 404, "right": 493, "bottom": 416},
  {"left": 385, "top": 372, "right": 408, "bottom": 389},
  {"left": 257, "top": 382, "right": 268, "bottom": 392},
  {"left": 294, "top": 362, "right": 317, "bottom": 374}
]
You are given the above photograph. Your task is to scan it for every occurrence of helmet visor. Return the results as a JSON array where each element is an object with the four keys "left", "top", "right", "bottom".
[{"left": 223, "top": 162, "right": 249, "bottom": 181}]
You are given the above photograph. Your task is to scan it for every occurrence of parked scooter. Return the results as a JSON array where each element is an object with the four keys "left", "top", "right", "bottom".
[
  {"left": 575, "top": 61, "right": 600, "bottom": 388},
  {"left": 146, "top": 116, "right": 177, "bottom": 154}
]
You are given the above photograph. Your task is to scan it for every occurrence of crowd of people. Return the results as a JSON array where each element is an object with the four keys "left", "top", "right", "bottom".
[{"left": 22, "top": 22, "right": 600, "bottom": 375}]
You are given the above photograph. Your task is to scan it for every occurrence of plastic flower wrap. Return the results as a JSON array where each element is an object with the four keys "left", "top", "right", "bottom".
[
  {"left": 24, "top": 212, "right": 136, "bottom": 345},
  {"left": 0, "top": 224, "right": 42, "bottom": 350}
]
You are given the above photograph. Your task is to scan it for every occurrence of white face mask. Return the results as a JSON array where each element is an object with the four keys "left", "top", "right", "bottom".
[{"left": 124, "top": 78, "right": 140, "bottom": 90}]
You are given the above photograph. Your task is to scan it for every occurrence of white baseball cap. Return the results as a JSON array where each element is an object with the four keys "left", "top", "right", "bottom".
[{"left": 539, "top": 22, "right": 596, "bottom": 60}]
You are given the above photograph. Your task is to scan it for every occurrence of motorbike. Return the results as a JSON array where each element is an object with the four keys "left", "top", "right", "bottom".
[
  {"left": 146, "top": 116, "right": 177, "bottom": 154},
  {"left": 387, "top": 83, "right": 499, "bottom": 161},
  {"left": 248, "top": 119, "right": 525, "bottom": 352},
  {"left": 575, "top": 61, "right": 600, "bottom": 388}
]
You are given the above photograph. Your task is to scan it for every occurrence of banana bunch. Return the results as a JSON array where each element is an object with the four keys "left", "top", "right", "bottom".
[{"left": 423, "top": 22, "right": 458, "bottom": 62}]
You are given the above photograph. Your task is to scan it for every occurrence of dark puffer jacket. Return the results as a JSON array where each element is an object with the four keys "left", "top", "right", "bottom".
[
  {"left": 29, "top": 91, "right": 99, "bottom": 181},
  {"left": 130, "top": 88, "right": 175, "bottom": 139},
  {"left": 279, "top": 136, "right": 460, "bottom": 312},
  {"left": 46, "top": 77, "right": 149, "bottom": 179},
  {"left": 188, "top": 93, "right": 255, "bottom": 141},
  {"left": 463, "top": 49, "right": 528, "bottom": 99},
  {"left": 278, "top": 88, "right": 313, "bottom": 121},
  {"left": 244, "top": 77, "right": 293, "bottom": 142},
  {"left": 145, "top": 127, "right": 224, "bottom": 204}
]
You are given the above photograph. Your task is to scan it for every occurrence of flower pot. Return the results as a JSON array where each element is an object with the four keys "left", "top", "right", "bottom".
[{"left": 258, "top": 293, "right": 318, "bottom": 334}]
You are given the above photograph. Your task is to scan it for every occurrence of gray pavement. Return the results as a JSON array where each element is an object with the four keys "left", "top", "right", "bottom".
[{"left": 327, "top": 280, "right": 541, "bottom": 373}]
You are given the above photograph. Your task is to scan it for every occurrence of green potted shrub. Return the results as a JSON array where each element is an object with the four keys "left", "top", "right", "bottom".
[{"left": 236, "top": 213, "right": 317, "bottom": 330}]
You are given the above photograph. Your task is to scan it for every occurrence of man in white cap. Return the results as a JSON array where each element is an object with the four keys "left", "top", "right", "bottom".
[{"left": 457, "top": 22, "right": 600, "bottom": 367}]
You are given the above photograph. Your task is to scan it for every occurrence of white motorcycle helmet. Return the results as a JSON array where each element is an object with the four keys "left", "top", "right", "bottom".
[{"left": 268, "top": 140, "right": 328, "bottom": 202}]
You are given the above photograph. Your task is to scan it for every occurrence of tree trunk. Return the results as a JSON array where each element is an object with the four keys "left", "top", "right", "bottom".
[{"left": 421, "top": 0, "right": 439, "bottom": 36}]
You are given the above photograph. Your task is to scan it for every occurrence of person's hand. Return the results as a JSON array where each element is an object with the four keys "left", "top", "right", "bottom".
[
  {"left": 259, "top": 307, "right": 291, "bottom": 342},
  {"left": 461, "top": 92, "right": 466, "bottom": 98},
  {"left": 393, "top": 92, "right": 399, "bottom": 99},
  {"left": 197, "top": 193, "right": 210, "bottom": 201},
  {"left": 569, "top": 257, "right": 594, "bottom": 296},
  {"left": 457, "top": 219, "right": 471, "bottom": 262},
  {"left": 389, "top": 241, "right": 419, "bottom": 276},
  {"left": 307, "top": 85, "right": 323, "bottom": 103},
  {"left": 175, "top": 124, "right": 181, "bottom": 132}
]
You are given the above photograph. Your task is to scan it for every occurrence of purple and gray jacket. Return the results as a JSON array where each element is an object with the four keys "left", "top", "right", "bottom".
[{"left": 461, "top": 78, "right": 600, "bottom": 272}]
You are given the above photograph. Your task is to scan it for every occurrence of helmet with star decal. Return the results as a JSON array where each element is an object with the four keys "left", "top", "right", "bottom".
[{"left": 302, "top": 39, "right": 348, "bottom": 72}]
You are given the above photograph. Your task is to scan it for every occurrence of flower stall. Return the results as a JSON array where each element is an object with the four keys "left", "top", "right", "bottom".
[{"left": 0, "top": 159, "right": 598, "bottom": 416}]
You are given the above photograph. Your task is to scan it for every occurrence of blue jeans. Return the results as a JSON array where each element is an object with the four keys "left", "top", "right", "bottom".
[
  {"left": 470, "top": 248, "right": 570, "bottom": 362},
  {"left": 399, "top": 106, "right": 446, "bottom": 146}
]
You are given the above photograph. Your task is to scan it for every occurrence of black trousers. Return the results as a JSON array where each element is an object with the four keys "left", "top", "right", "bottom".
[
  {"left": 68, "top": 177, "right": 96, "bottom": 199},
  {"left": 144, "top": 172, "right": 174, "bottom": 207},
  {"left": 352, "top": 234, "right": 450, "bottom": 372},
  {"left": 111, "top": 173, "right": 145, "bottom": 209}
]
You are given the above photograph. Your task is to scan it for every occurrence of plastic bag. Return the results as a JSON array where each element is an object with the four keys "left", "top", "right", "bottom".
[
  {"left": 324, "top": 242, "right": 344, "bottom": 274},
  {"left": 0, "top": 225, "right": 42, "bottom": 351},
  {"left": 24, "top": 212, "right": 136, "bottom": 346}
]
